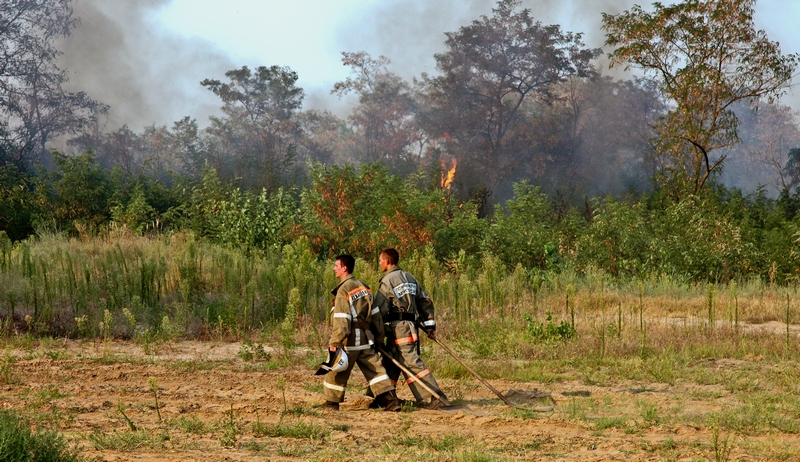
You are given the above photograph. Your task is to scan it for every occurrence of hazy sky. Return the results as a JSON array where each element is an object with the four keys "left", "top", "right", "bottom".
[{"left": 59, "top": 0, "right": 800, "bottom": 131}]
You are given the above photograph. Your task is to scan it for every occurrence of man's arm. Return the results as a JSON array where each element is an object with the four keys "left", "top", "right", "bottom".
[
  {"left": 416, "top": 283, "right": 437, "bottom": 338},
  {"left": 329, "top": 290, "right": 351, "bottom": 348},
  {"left": 369, "top": 299, "right": 386, "bottom": 346}
]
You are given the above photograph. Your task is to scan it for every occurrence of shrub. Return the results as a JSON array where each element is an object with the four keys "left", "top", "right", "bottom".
[
  {"left": 525, "top": 311, "right": 576, "bottom": 342},
  {"left": 0, "top": 409, "right": 83, "bottom": 462}
]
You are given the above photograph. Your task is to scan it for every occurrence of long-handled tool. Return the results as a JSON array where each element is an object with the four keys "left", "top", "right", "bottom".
[
  {"left": 430, "top": 337, "right": 513, "bottom": 407},
  {"left": 377, "top": 346, "right": 450, "bottom": 406}
]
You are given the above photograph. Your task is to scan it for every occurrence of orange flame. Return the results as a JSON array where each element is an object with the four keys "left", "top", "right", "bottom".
[{"left": 440, "top": 158, "right": 456, "bottom": 190}]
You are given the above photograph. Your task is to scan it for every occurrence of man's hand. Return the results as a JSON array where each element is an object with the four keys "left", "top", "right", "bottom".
[{"left": 426, "top": 329, "right": 437, "bottom": 340}]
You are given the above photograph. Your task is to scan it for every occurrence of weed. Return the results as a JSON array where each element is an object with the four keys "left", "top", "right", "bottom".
[
  {"left": 88, "top": 428, "right": 168, "bottom": 451},
  {"left": 303, "top": 383, "right": 323, "bottom": 394},
  {"left": 243, "top": 439, "right": 267, "bottom": 452},
  {"left": 277, "top": 374, "right": 288, "bottom": 414},
  {"left": 238, "top": 338, "right": 270, "bottom": 362},
  {"left": 506, "top": 408, "right": 541, "bottom": 420},
  {"left": 636, "top": 399, "right": 660, "bottom": 427},
  {"left": 281, "top": 405, "right": 318, "bottom": 417},
  {"left": 593, "top": 416, "right": 628, "bottom": 431},
  {"left": 148, "top": 377, "right": 162, "bottom": 423},
  {"left": 453, "top": 447, "right": 503, "bottom": 462},
  {"left": 0, "top": 352, "right": 19, "bottom": 384},
  {"left": 117, "top": 403, "right": 137, "bottom": 431},
  {"left": 0, "top": 409, "right": 84, "bottom": 462},
  {"left": 174, "top": 415, "right": 207, "bottom": 434},
  {"left": 711, "top": 425, "right": 733, "bottom": 462},
  {"left": 525, "top": 311, "right": 575, "bottom": 342},
  {"left": 218, "top": 404, "right": 238, "bottom": 448},
  {"left": 30, "top": 384, "right": 67, "bottom": 409},
  {"left": 252, "top": 421, "right": 326, "bottom": 439},
  {"left": 563, "top": 397, "right": 589, "bottom": 422},
  {"left": 43, "top": 350, "right": 69, "bottom": 361}
]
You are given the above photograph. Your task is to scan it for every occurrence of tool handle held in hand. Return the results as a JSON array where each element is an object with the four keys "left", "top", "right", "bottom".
[{"left": 376, "top": 346, "right": 449, "bottom": 406}]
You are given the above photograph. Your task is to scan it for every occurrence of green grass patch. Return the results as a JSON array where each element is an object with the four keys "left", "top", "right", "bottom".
[
  {"left": 173, "top": 415, "right": 207, "bottom": 434},
  {"left": 251, "top": 421, "right": 326, "bottom": 439},
  {"left": 592, "top": 416, "right": 628, "bottom": 431},
  {"left": 0, "top": 409, "right": 84, "bottom": 462},
  {"left": 88, "top": 428, "right": 169, "bottom": 451}
]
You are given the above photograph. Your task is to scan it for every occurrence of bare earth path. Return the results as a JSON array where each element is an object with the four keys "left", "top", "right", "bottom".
[{"left": 1, "top": 339, "right": 797, "bottom": 461}]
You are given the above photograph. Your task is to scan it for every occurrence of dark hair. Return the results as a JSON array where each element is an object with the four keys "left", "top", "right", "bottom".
[
  {"left": 335, "top": 254, "right": 355, "bottom": 274},
  {"left": 380, "top": 248, "right": 399, "bottom": 265}
]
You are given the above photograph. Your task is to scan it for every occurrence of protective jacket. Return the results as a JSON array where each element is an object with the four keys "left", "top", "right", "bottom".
[
  {"left": 324, "top": 274, "right": 393, "bottom": 403},
  {"left": 329, "top": 274, "right": 385, "bottom": 351},
  {"left": 374, "top": 266, "right": 446, "bottom": 403},
  {"left": 375, "top": 267, "right": 436, "bottom": 332}
]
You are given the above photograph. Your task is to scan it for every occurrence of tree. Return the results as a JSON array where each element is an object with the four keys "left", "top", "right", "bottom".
[
  {"left": 603, "top": 0, "right": 799, "bottom": 196},
  {"left": 0, "top": 0, "right": 107, "bottom": 169},
  {"left": 728, "top": 102, "right": 800, "bottom": 193},
  {"left": 511, "top": 76, "right": 663, "bottom": 198},
  {"left": 296, "top": 163, "right": 447, "bottom": 258},
  {"left": 333, "top": 52, "right": 423, "bottom": 172},
  {"left": 201, "top": 65, "right": 304, "bottom": 190},
  {"left": 47, "top": 150, "right": 111, "bottom": 233},
  {"left": 786, "top": 148, "right": 800, "bottom": 192},
  {"left": 426, "top": 0, "right": 599, "bottom": 188}
]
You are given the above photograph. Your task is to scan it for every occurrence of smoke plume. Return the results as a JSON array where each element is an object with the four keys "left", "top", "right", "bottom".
[{"left": 56, "top": 0, "right": 234, "bottom": 131}]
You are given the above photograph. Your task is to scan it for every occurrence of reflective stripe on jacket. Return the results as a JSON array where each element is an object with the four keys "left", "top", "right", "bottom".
[{"left": 329, "top": 274, "right": 385, "bottom": 350}]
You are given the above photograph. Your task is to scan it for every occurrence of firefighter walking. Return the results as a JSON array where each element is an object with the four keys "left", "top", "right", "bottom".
[
  {"left": 319, "top": 254, "right": 401, "bottom": 411},
  {"left": 375, "top": 248, "right": 450, "bottom": 409}
]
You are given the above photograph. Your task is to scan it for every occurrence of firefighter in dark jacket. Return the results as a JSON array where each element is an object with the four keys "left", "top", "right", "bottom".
[
  {"left": 374, "top": 248, "right": 450, "bottom": 409},
  {"left": 321, "top": 254, "right": 401, "bottom": 411}
]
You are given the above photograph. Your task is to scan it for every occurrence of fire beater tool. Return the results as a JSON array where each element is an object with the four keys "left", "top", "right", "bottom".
[
  {"left": 376, "top": 346, "right": 451, "bottom": 407},
  {"left": 430, "top": 337, "right": 515, "bottom": 407}
]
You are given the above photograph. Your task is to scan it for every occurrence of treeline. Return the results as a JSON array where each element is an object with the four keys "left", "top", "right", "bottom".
[
  {"left": 3, "top": 0, "right": 800, "bottom": 284},
  {"left": 3, "top": 154, "right": 800, "bottom": 284}
]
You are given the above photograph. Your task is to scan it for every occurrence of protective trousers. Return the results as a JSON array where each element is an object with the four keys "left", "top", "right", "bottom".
[
  {"left": 323, "top": 348, "right": 394, "bottom": 403},
  {"left": 383, "top": 320, "right": 445, "bottom": 403}
]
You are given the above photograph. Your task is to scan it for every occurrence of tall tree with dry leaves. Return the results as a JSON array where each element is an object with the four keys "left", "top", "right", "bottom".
[{"left": 602, "top": 0, "right": 799, "bottom": 197}]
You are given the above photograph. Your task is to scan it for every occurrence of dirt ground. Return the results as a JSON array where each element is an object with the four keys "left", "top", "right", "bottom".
[{"left": 2, "top": 339, "right": 797, "bottom": 461}]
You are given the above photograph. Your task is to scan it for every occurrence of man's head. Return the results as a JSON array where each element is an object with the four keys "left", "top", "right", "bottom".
[
  {"left": 379, "top": 248, "right": 399, "bottom": 272},
  {"left": 334, "top": 254, "right": 355, "bottom": 280}
]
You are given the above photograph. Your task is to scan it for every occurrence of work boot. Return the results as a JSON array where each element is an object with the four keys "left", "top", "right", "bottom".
[
  {"left": 370, "top": 390, "right": 402, "bottom": 412},
  {"left": 322, "top": 401, "right": 340, "bottom": 411}
]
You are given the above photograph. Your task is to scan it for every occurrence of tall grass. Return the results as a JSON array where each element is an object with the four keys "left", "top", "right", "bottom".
[
  {"left": 0, "top": 233, "right": 797, "bottom": 369},
  {"left": 0, "top": 231, "right": 329, "bottom": 338}
]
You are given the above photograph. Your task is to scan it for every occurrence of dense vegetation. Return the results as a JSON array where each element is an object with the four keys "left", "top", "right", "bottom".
[{"left": 2, "top": 0, "right": 800, "bottom": 336}]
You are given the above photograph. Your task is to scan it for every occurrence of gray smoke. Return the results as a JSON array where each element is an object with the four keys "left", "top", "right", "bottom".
[
  {"left": 55, "top": 0, "right": 799, "bottom": 135},
  {"left": 56, "top": 0, "right": 233, "bottom": 131},
  {"left": 343, "top": 0, "right": 799, "bottom": 110}
]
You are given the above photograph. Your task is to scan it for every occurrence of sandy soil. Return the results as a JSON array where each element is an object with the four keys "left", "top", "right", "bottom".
[{"left": 1, "top": 339, "right": 796, "bottom": 461}]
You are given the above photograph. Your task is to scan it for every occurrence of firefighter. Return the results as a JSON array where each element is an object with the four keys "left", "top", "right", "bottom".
[
  {"left": 320, "top": 254, "right": 401, "bottom": 411},
  {"left": 374, "top": 248, "right": 450, "bottom": 409}
]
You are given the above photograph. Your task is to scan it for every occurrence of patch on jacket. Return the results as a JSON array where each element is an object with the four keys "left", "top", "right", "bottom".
[
  {"left": 347, "top": 286, "right": 373, "bottom": 304},
  {"left": 392, "top": 282, "right": 417, "bottom": 298}
]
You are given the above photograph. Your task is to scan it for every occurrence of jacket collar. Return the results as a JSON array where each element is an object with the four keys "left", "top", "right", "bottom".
[
  {"left": 331, "top": 274, "right": 355, "bottom": 295},
  {"left": 380, "top": 266, "right": 402, "bottom": 282}
]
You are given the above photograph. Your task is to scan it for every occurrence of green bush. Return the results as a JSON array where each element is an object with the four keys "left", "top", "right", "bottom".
[
  {"left": 483, "top": 183, "right": 571, "bottom": 270},
  {"left": 525, "top": 311, "right": 576, "bottom": 342},
  {"left": 0, "top": 409, "right": 83, "bottom": 462}
]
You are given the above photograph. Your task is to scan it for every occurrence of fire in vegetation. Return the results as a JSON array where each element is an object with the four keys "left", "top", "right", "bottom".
[{"left": 441, "top": 158, "right": 457, "bottom": 190}]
